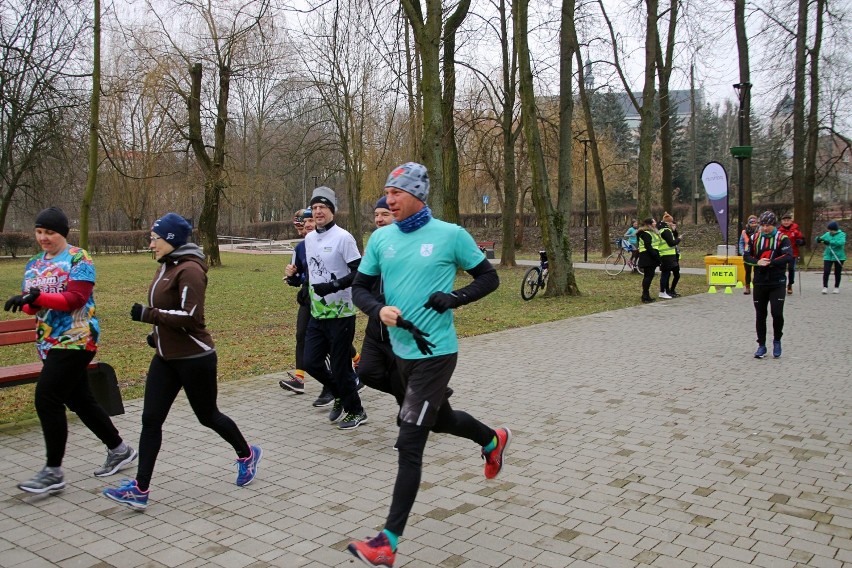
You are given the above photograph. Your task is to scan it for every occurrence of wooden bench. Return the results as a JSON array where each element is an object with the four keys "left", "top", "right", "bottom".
[
  {"left": 0, "top": 318, "right": 124, "bottom": 415},
  {"left": 477, "top": 240, "right": 496, "bottom": 260}
]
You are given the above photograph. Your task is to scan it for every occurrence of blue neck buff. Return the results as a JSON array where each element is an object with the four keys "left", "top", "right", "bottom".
[{"left": 396, "top": 206, "right": 432, "bottom": 233}]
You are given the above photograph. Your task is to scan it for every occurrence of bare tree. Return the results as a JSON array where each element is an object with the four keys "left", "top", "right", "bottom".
[
  {"left": 400, "top": 0, "right": 470, "bottom": 219},
  {"left": 134, "top": 0, "right": 273, "bottom": 266},
  {"left": 597, "top": 0, "right": 658, "bottom": 220},
  {"left": 0, "top": 0, "right": 86, "bottom": 230},
  {"left": 514, "top": 0, "right": 580, "bottom": 296}
]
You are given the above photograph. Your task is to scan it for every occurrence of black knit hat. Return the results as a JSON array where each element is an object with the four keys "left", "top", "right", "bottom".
[{"left": 34, "top": 207, "right": 70, "bottom": 237}]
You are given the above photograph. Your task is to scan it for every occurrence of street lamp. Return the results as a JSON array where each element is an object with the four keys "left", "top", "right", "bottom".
[
  {"left": 731, "top": 82, "right": 752, "bottom": 237},
  {"left": 580, "top": 139, "right": 590, "bottom": 262}
]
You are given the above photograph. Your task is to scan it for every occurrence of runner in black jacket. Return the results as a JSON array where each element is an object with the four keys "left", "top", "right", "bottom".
[{"left": 742, "top": 211, "right": 793, "bottom": 359}]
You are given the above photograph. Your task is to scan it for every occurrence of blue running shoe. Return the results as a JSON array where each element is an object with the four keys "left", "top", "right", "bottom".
[
  {"left": 773, "top": 340, "right": 782, "bottom": 358},
  {"left": 103, "top": 479, "right": 149, "bottom": 510},
  {"left": 754, "top": 345, "right": 767, "bottom": 359},
  {"left": 236, "top": 445, "right": 262, "bottom": 487}
]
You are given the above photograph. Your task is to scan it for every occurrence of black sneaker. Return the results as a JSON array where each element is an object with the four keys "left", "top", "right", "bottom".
[
  {"left": 313, "top": 387, "right": 334, "bottom": 407},
  {"left": 641, "top": 297, "right": 655, "bottom": 303},
  {"left": 670, "top": 292, "right": 681, "bottom": 298},
  {"left": 279, "top": 372, "right": 305, "bottom": 394},
  {"left": 328, "top": 399, "right": 344, "bottom": 422},
  {"left": 338, "top": 411, "right": 368, "bottom": 430}
]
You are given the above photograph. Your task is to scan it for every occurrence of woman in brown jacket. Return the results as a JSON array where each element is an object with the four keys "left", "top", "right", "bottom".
[{"left": 102, "top": 213, "right": 261, "bottom": 510}]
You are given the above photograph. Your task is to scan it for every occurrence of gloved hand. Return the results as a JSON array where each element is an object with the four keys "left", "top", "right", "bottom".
[
  {"left": 146, "top": 333, "right": 156, "bottom": 348},
  {"left": 795, "top": 238, "right": 805, "bottom": 246},
  {"left": 423, "top": 291, "right": 461, "bottom": 314},
  {"left": 397, "top": 316, "right": 436, "bottom": 355},
  {"left": 130, "top": 303, "right": 145, "bottom": 322},
  {"left": 312, "top": 280, "right": 339, "bottom": 297},
  {"left": 4, "top": 288, "right": 40, "bottom": 312}
]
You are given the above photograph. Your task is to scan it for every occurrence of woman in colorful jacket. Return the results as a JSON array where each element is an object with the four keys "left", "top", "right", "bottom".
[
  {"left": 816, "top": 221, "right": 846, "bottom": 294},
  {"left": 4, "top": 207, "right": 136, "bottom": 494}
]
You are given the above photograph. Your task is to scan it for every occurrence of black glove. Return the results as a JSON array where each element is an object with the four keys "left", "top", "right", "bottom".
[
  {"left": 423, "top": 291, "right": 461, "bottom": 314},
  {"left": 312, "top": 280, "right": 339, "bottom": 297},
  {"left": 397, "top": 316, "right": 436, "bottom": 355},
  {"left": 4, "top": 288, "right": 40, "bottom": 313},
  {"left": 795, "top": 238, "right": 805, "bottom": 246},
  {"left": 146, "top": 333, "right": 156, "bottom": 348},
  {"left": 130, "top": 303, "right": 145, "bottom": 322}
]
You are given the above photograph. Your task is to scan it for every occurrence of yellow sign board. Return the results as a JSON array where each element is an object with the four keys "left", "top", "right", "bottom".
[{"left": 707, "top": 264, "right": 738, "bottom": 286}]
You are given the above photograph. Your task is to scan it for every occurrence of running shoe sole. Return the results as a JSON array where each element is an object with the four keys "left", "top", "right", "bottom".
[{"left": 18, "top": 481, "right": 65, "bottom": 494}]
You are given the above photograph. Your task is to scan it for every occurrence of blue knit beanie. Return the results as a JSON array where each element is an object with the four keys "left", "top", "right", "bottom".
[
  {"left": 375, "top": 196, "right": 389, "bottom": 210},
  {"left": 152, "top": 213, "right": 192, "bottom": 248},
  {"left": 827, "top": 221, "right": 839, "bottom": 231}
]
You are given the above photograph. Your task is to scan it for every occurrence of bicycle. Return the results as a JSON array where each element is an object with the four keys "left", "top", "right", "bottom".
[
  {"left": 604, "top": 238, "right": 638, "bottom": 275},
  {"left": 521, "top": 250, "right": 548, "bottom": 300}
]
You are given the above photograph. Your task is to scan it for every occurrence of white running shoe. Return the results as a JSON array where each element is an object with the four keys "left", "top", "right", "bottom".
[
  {"left": 822, "top": 288, "right": 829, "bottom": 294},
  {"left": 833, "top": 288, "right": 840, "bottom": 294},
  {"left": 658, "top": 292, "right": 672, "bottom": 299}
]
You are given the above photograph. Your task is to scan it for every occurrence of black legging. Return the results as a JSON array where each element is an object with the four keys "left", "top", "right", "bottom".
[
  {"left": 744, "top": 264, "right": 753, "bottom": 288},
  {"left": 823, "top": 260, "right": 844, "bottom": 288},
  {"left": 386, "top": 355, "right": 493, "bottom": 536},
  {"left": 642, "top": 266, "right": 656, "bottom": 298},
  {"left": 35, "top": 349, "right": 122, "bottom": 467},
  {"left": 303, "top": 316, "right": 362, "bottom": 413},
  {"left": 660, "top": 258, "right": 680, "bottom": 294},
  {"left": 295, "top": 301, "right": 310, "bottom": 370},
  {"left": 752, "top": 285, "right": 786, "bottom": 345},
  {"left": 136, "top": 352, "right": 250, "bottom": 491}
]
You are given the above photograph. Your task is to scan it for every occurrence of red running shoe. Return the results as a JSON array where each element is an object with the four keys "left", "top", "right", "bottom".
[
  {"left": 483, "top": 427, "right": 511, "bottom": 479},
  {"left": 348, "top": 532, "right": 396, "bottom": 567}
]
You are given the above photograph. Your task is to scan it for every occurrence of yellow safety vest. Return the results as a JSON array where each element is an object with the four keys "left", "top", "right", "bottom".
[
  {"left": 658, "top": 227, "right": 676, "bottom": 257},
  {"left": 638, "top": 230, "right": 661, "bottom": 253}
]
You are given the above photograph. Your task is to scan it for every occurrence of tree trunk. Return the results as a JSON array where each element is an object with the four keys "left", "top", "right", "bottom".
[
  {"left": 80, "top": 0, "right": 100, "bottom": 248},
  {"left": 655, "top": 0, "right": 677, "bottom": 216},
  {"left": 574, "top": 48, "right": 611, "bottom": 257},
  {"left": 790, "top": 0, "right": 807, "bottom": 246},
  {"left": 188, "top": 62, "right": 224, "bottom": 267},
  {"left": 440, "top": 0, "right": 470, "bottom": 225},
  {"left": 401, "top": 0, "right": 445, "bottom": 218},
  {"left": 734, "top": 0, "right": 752, "bottom": 219},
  {"left": 636, "top": 0, "right": 658, "bottom": 220},
  {"left": 514, "top": 0, "right": 580, "bottom": 297},
  {"left": 801, "top": 0, "right": 825, "bottom": 248},
  {"left": 498, "top": 0, "right": 518, "bottom": 267}
]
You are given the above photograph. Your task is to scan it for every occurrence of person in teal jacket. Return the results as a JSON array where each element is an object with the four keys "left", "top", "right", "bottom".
[{"left": 816, "top": 221, "right": 846, "bottom": 294}]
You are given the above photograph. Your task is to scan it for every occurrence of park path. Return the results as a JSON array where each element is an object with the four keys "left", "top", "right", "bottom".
[{"left": 1, "top": 270, "right": 850, "bottom": 567}]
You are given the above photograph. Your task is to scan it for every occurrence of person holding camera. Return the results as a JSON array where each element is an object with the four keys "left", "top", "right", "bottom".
[
  {"left": 816, "top": 221, "right": 846, "bottom": 294},
  {"left": 5, "top": 207, "right": 136, "bottom": 494}
]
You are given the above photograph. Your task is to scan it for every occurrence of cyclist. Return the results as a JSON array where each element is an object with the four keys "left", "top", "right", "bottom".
[{"left": 623, "top": 219, "right": 640, "bottom": 273}]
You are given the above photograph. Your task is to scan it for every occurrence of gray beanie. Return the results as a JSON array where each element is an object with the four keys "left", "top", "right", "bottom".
[
  {"left": 310, "top": 186, "right": 337, "bottom": 213},
  {"left": 385, "top": 162, "right": 430, "bottom": 202}
]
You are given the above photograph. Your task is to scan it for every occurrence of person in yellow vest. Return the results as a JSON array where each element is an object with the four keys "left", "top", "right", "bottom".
[
  {"left": 636, "top": 218, "right": 661, "bottom": 303},
  {"left": 657, "top": 212, "right": 681, "bottom": 299}
]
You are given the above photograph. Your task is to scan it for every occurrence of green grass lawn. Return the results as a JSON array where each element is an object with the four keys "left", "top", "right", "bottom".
[{"left": 0, "top": 252, "right": 707, "bottom": 424}]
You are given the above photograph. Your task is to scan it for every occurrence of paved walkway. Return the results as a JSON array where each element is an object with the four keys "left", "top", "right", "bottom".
[{"left": 1, "top": 272, "right": 850, "bottom": 568}]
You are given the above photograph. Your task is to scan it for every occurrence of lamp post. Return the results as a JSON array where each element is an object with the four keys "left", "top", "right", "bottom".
[
  {"left": 732, "top": 82, "right": 752, "bottom": 237},
  {"left": 581, "top": 139, "right": 590, "bottom": 262}
]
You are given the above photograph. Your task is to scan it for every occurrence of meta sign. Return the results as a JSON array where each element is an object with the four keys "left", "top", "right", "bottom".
[{"left": 707, "top": 264, "right": 738, "bottom": 287}]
